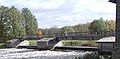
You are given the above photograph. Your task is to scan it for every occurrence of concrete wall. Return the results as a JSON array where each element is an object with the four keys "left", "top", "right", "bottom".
[
  {"left": 6, "top": 39, "right": 21, "bottom": 48},
  {"left": 37, "top": 41, "right": 48, "bottom": 49},
  {"left": 98, "top": 43, "right": 114, "bottom": 52}
]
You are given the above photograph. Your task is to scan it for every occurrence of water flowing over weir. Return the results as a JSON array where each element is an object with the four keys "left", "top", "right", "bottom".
[{"left": 0, "top": 48, "right": 93, "bottom": 59}]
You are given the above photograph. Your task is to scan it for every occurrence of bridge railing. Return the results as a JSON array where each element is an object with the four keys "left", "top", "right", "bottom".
[
  {"left": 10, "top": 31, "right": 115, "bottom": 40},
  {"left": 42, "top": 31, "right": 115, "bottom": 39}
]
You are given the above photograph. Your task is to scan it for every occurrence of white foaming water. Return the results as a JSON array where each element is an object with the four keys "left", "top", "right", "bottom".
[{"left": 0, "top": 48, "right": 92, "bottom": 59}]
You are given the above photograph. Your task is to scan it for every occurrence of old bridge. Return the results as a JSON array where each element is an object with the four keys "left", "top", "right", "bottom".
[{"left": 6, "top": 31, "right": 115, "bottom": 50}]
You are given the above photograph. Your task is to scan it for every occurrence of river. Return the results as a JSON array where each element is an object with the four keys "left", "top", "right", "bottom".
[{"left": 0, "top": 48, "right": 93, "bottom": 59}]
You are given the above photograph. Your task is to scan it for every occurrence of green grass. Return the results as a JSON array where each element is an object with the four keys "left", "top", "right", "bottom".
[
  {"left": 28, "top": 39, "right": 97, "bottom": 47},
  {"left": 29, "top": 40, "right": 37, "bottom": 46},
  {"left": 62, "top": 40, "right": 97, "bottom": 47},
  {"left": 0, "top": 43, "right": 5, "bottom": 48}
]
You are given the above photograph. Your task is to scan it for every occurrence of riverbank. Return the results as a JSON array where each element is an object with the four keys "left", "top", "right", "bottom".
[
  {"left": 62, "top": 40, "right": 97, "bottom": 47},
  {"left": 0, "top": 43, "right": 6, "bottom": 48},
  {"left": 27, "top": 40, "right": 98, "bottom": 47}
]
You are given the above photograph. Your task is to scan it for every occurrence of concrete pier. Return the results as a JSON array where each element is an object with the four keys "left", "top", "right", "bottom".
[{"left": 37, "top": 38, "right": 59, "bottom": 49}]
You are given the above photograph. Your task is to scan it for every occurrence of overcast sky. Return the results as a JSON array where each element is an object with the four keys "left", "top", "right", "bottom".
[{"left": 0, "top": 0, "right": 116, "bottom": 29}]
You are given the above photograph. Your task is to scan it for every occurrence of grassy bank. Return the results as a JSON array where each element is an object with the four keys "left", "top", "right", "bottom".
[
  {"left": 0, "top": 43, "right": 6, "bottom": 48},
  {"left": 25, "top": 39, "right": 97, "bottom": 47},
  {"left": 29, "top": 40, "right": 37, "bottom": 46},
  {"left": 62, "top": 40, "right": 97, "bottom": 47}
]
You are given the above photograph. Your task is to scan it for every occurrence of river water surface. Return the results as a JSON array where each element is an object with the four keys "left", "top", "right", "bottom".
[{"left": 0, "top": 48, "right": 92, "bottom": 59}]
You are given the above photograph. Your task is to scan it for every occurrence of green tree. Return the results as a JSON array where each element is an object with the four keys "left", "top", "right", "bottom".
[
  {"left": 73, "top": 23, "right": 90, "bottom": 32},
  {"left": 0, "top": 6, "right": 12, "bottom": 42},
  {"left": 22, "top": 8, "right": 38, "bottom": 35},
  {"left": 89, "top": 18, "right": 108, "bottom": 32},
  {"left": 9, "top": 6, "right": 26, "bottom": 37},
  {"left": 62, "top": 26, "right": 75, "bottom": 33}
]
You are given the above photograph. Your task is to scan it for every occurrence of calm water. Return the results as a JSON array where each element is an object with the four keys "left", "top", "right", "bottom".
[{"left": 0, "top": 48, "right": 92, "bottom": 59}]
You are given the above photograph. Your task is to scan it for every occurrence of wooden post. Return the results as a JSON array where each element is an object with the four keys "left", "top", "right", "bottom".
[{"left": 110, "top": 0, "right": 120, "bottom": 59}]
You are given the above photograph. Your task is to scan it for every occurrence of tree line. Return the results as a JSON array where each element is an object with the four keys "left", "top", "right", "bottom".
[
  {"left": 0, "top": 5, "right": 115, "bottom": 42},
  {"left": 0, "top": 6, "right": 38, "bottom": 42},
  {"left": 40, "top": 17, "right": 115, "bottom": 35}
]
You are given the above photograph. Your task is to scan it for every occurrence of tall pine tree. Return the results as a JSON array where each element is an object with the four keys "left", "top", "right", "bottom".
[
  {"left": 9, "top": 6, "right": 26, "bottom": 37},
  {"left": 22, "top": 8, "right": 38, "bottom": 35}
]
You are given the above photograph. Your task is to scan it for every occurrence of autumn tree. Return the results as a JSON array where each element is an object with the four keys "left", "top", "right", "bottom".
[{"left": 105, "top": 20, "right": 115, "bottom": 31}]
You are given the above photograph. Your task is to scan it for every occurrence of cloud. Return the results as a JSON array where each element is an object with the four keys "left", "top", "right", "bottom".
[
  {"left": 16, "top": 0, "right": 65, "bottom": 10},
  {"left": 33, "top": 0, "right": 64, "bottom": 10},
  {"left": 0, "top": 0, "right": 116, "bottom": 29}
]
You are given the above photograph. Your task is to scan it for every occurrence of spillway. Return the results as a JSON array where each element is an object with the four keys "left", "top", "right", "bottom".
[{"left": 0, "top": 48, "right": 93, "bottom": 59}]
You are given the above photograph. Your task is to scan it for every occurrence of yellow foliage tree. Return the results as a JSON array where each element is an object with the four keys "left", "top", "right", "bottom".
[{"left": 36, "top": 30, "right": 43, "bottom": 37}]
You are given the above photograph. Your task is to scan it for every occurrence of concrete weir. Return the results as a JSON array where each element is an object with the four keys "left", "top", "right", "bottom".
[{"left": 37, "top": 37, "right": 60, "bottom": 49}]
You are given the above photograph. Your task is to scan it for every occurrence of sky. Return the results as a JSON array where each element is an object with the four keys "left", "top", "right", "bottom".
[{"left": 0, "top": 0, "right": 116, "bottom": 29}]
